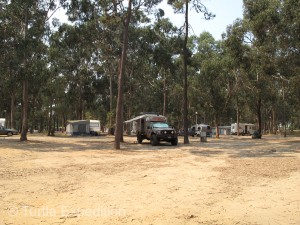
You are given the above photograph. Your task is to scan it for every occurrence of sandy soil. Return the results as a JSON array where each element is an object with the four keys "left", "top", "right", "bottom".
[{"left": 0, "top": 134, "right": 299, "bottom": 225}]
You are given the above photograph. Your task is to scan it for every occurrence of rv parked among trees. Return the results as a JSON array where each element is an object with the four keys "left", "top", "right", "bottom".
[
  {"left": 190, "top": 124, "right": 212, "bottom": 137},
  {"left": 125, "top": 113, "right": 178, "bottom": 146},
  {"left": 231, "top": 123, "right": 255, "bottom": 136},
  {"left": 66, "top": 120, "right": 101, "bottom": 136},
  {"left": 0, "top": 118, "right": 5, "bottom": 127}
]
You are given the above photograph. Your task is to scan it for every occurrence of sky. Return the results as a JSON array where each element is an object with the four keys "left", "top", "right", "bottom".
[
  {"left": 54, "top": 0, "right": 244, "bottom": 40},
  {"left": 159, "top": 0, "right": 244, "bottom": 40}
]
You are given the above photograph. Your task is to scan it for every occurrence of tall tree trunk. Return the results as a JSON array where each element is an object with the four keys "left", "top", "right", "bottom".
[
  {"left": 39, "top": 115, "right": 43, "bottom": 132},
  {"left": 236, "top": 97, "right": 240, "bottom": 136},
  {"left": 163, "top": 72, "right": 167, "bottom": 116},
  {"left": 256, "top": 95, "right": 262, "bottom": 133},
  {"left": 272, "top": 108, "right": 276, "bottom": 134},
  {"left": 127, "top": 69, "right": 133, "bottom": 119},
  {"left": 215, "top": 114, "right": 220, "bottom": 139},
  {"left": 183, "top": 0, "right": 189, "bottom": 144},
  {"left": 20, "top": 0, "right": 29, "bottom": 141},
  {"left": 109, "top": 72, "right": 113, "bottom": 127},
  {"left": 114, "top": 0, "right": 132, "bottom": 149},
  {"left": 77, "top": 88, "right": 84, "bottom": 120},
  {"left": 10, "top": 89, "right": 16, "bottom": 129},
  {"left": 48, "top": 103, "right": 53, "bottom": 136},
  {"left": 20, "top": 80, "right": 29, "bottom": 141}
]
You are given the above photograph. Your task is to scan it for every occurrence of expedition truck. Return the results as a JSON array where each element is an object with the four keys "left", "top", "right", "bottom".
[{"left": 125, "top": 113, "right": 178, "bottom": 146}]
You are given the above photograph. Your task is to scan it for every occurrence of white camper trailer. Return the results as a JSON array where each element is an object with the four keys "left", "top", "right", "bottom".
[
  {"left": 231, "top": 123, "right": 255, "bottom": 135},
  {"left": 0, "top": 118, "right": 5, "bottom": 127},
  {"left": 66, "top": 120, "right": 101, "bottom": 136},
  {"left": 190, "top": 124, "right": 212, "bottom": 137},
  {"left": 89, "top": 120, "right": 101, "bottom": 136}
]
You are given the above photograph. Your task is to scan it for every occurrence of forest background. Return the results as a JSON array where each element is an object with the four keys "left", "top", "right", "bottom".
[{"left": 0, "top": 0, "right": 299, "bottom": 147}]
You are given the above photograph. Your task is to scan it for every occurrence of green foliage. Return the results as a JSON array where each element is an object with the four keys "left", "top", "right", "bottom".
[{"left": 1, "top": 0, "right": 299, "bottom": 137}]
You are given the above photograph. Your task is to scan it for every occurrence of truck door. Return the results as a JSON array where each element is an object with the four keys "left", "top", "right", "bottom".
[{"left": 140, "top": 119, "right": 145, "bottom": 133}]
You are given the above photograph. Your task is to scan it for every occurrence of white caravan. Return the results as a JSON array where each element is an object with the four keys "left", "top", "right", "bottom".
[
  {"left": 0, "top": 118, "right": 5, "bottom": 127},
  {"left": 190, "top": 124, "right": 212, "bottom": 137},
  {"left": 66, "top": 120, "right": 101, "bottom": 136},
  {"left": 231, "top": 123, "right": 255, "bottom": 135}
]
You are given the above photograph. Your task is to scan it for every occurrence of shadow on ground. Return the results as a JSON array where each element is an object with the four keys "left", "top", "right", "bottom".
[{"left": 189, "top": 135, "right": 300, "bottom": 158}]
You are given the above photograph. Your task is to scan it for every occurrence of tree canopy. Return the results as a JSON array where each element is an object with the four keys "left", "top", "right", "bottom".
[{"left": 0, "top": 0, "right": 299, "bottom": 147}]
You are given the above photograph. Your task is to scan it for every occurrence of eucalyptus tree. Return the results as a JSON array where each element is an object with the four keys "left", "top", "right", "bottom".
[
  {"left": 150, "top": 18, "right": 176, "bottom": 116},
  {"left": 123, "top": 25, "right": 159, "bottom": 117},
  {"left": 0, "top": 1, "right": 23, "bottom": 129},
  {"left": 49, "top": 21, "right": 111, "bottom": 127},
  {"left": 1, "top": 0, "right": 60, "bottom": 140},
  {"left": 108, "top": 0, "right": 163, "bottom": 149},
  {"left": 191, "top": 32, "right": 235, "bottom": 138},
  {"left": 121, "top": 18, "right": 180, "bottom": 123},
  {"left": 223, "top": 19, "right": 251, "bottom": 135},
  {"left": 167, "top": 0, "right": 214, "bottom": 144},
  {"left": 243, "top": 0, "right": 282, "bottom": 133},
  {"left": 278, "top": 0, "right": 300, "bottom": 129},
  {"left": 113, "top": 0, "right": 133, "bottom": 149},
  {"left": 61, "top": 0, "right": 123, "bottom": 130},
  {"left": 61, "top": 0, "right": 164, "bottom": 148},
  {"left": 0, "top": 1, "right": 21, "bottom": 128}
]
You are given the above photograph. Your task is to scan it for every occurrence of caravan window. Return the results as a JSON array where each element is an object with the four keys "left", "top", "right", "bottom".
[{"left": 90, "top": 122, "right": 100, "bottom": 128}]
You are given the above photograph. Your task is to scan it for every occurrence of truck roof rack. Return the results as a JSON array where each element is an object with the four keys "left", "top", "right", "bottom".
[{"left": 140, "top": 112, "right": 160, "bottom": 116}]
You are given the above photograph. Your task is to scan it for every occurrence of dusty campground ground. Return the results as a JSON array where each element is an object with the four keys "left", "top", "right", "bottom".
[{"left": 0, "top": 134, "right": 300, "bottom": 225}]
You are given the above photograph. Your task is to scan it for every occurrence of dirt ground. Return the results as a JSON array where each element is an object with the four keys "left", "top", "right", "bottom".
[{"left": 0, "top": 134, "right": 299, "bottom": 225}]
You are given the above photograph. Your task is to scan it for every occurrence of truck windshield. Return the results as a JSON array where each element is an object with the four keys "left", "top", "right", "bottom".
[{"left": 152, "top": 122, "right": 169, "bottom": 128}]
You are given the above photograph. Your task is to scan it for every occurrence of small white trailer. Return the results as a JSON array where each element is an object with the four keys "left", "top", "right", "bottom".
[
  {"left": 231, "top": 123, "right": 255, "bottom": 135},
  {"left": 190, "top": 124, "right": 212, "bottom": 137},
  {"left": 0, "top": 118, "right": 5, "bottom": 127},
  {"left": 66, "top": 120, "right": 101, "bottom": 136}
]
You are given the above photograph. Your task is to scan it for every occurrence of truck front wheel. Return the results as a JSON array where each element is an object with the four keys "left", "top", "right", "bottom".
[
  {"left": 150, "top": 135, "right": 159, "bottom": 146},
  {"left": 137, "top": 134, "right": 143, "bottom": 144},
  {"left": 171, "top": 137, "right": 178, "bottom": 146}
]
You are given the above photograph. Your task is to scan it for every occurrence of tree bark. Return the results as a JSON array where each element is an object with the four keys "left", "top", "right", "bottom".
[
  {"left": 236, "top": 97, "right": 240, "bottom": 136},
  {"left": 183, "top": 0, "right": 189, "bottom": 144},
  {"left": 114, "top": 0, "right": 132, "bottom": 149},
  {"left": 20, "top": 80, "right": 29, "bottom": 141},
  {"left": 109, "top": 72, "right": 113, "bottom": 128},
  {"left": 20, "top": 1, "right": 29, "bottom": 141},
  {"left": 10, "top": 89, "right": 16, "bottom": 129},
  {"left": 215, "top": 114, "right": 220, "bottom": 139},
  {"left": 163, "top": 72, "right": 167, "bottom": 116},
  {"left": 48, "top": 102, "right": 53, "bottom": 136},
  {"left": 256, "top": 96, "right": 262, "bottom": 133}
]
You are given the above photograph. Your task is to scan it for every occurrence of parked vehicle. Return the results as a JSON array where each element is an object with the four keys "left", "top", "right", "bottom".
[
  {"left": 190, "top": 124, "right": 212, "bottom": 137},
  {"left": 66, "top": 120, "right": 101, "bottom": 136},
  {"left": 252, "top": 130, "right": 262, "bottom": 139},
  {"left": 231, "top": 123, "right": 255, "bottom": 135},
  {"left": 178, "top": 128, "right": 196, "bottom": 137},
  {"left": 0, "top": 126, "right": 18, "bottom": 136},
  {"left": 0, "top": 118, "right": 5, "bottom": 127},
  {"left": 125, "top": 113, "right": 178, "bottom": 146}
]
